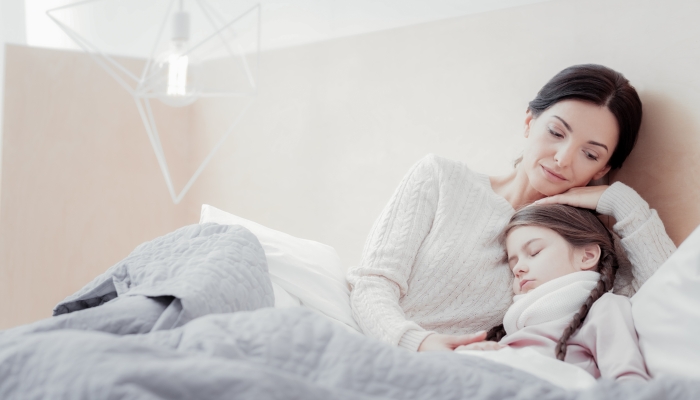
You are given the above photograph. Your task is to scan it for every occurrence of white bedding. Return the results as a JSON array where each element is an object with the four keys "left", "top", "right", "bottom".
[
  {"left": 200, "top": 204, "right": 362, "bottom": 334},
  {"left": 456, "top": 347, "right": 597, "bottom": 390}
]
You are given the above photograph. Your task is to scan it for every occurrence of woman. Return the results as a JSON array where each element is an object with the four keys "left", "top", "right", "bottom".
[{"left": 346, "top": 64, "right": 676, "bottom": 352}]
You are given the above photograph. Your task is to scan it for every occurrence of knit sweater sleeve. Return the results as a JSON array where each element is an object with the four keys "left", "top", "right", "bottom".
[
  {"left": 347, "top": 154, "right": 441, "bottom": 351},
  {"left": 596, "top": 182, "right": 676, "bottom": 295}
]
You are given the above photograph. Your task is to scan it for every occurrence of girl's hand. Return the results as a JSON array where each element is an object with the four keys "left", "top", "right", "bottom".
[
  {"left": 533, "top": 185, "right": 609, "bottom": 211},
  {"left": 455, "top": 341, "right": 506, "bottom": 352},
  {"left": 417, "top": 331, "right": 487, "bottom": 352}
]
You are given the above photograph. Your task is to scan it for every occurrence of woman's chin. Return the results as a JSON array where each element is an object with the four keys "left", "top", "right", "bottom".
[
  {"left": 531, "top": 179, "right": 570, "bottom": 197},
  {"left": 525, "top": 168, "right": 570, "bottom": 197}
]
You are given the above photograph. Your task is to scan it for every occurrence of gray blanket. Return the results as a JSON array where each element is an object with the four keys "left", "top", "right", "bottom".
[
  {"left": 1, "top": 223, "right": 699, "bottom": 399},
  {"left": 53, "top": 223, "right": 274, "bottom": 328},
  {"left": 1, "top": 307, "right": 699, "bottom": 399}
]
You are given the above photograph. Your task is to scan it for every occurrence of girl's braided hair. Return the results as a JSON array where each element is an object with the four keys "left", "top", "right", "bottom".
[{"left": 486, "top": 204, "right": 619, "bottom": 361}]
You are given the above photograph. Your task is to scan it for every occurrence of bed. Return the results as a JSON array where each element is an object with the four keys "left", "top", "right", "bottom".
[{"left": 1, "top": 205, "right": 698, "bottom": 399}]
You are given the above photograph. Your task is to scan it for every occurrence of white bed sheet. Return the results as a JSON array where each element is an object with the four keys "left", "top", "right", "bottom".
[{"left": 456, "top": 347, "right": 597, "bottom": 390}]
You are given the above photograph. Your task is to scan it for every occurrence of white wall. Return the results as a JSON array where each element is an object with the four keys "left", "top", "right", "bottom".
[
  {"left": 22, "top": 0, "right": 553, "bottom": 55},
  {"left": 186, "top": 0, "right": 700, "bottom": 268}
]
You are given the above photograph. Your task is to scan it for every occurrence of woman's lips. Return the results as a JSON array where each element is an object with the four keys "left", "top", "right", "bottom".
[{"left": 541, "top": 165, "right": 567, "bottom": 181}]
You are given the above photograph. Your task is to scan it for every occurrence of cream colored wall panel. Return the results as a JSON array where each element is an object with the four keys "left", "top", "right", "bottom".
[{"left": 0, "top": 45, "right": 199, "bottom": 329}]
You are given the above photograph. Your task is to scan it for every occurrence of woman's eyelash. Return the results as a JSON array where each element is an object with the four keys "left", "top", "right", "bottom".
[
  {"left": 547, "top": 127, "right": 599, "bottom": 161},
  {"left": 585, "top": 152, "right": 599, "bottom": 161},
  {"left": 548, "top": 128, "right": 564, "bottom": 138}
]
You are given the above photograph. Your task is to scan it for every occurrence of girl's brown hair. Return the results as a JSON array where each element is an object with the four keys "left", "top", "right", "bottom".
[{"left": 486, "top": 204, "right": 619, "bottom": 361}]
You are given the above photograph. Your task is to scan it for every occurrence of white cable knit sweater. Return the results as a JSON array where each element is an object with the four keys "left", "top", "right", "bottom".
[{"left": 347, "top": 154, "right": 677, "bottom": 351}]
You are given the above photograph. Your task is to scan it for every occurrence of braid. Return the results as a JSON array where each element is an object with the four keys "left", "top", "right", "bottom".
[
  {"left": 486, "top": 324, "right": 507, "bottom": 342},
  {"left": 554, "top": 247, "right": 619, "bottom": 361}
]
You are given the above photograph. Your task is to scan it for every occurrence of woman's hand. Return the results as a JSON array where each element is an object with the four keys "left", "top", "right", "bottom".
[
  {"left": 417, "top": 331, "right": 487, "bottom": 352},
  {"left": 533, "top": 185, "right": 609, "bottom": 210},
  {"left": 455, "top": 341, "right": 506, "bottom": 352}
]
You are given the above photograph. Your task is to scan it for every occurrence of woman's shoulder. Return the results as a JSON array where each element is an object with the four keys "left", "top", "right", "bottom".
[
  {"left": 418, "top": 153, "right": 468, "bottom": 168},
  {"left": 413, "top": 153, "right": 485, "bottom": 185}
]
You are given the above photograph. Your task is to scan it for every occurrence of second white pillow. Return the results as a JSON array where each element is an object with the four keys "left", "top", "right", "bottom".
[
  {"left": 200, "top": 204, "right": 361, "bottom": 333},
  {"left": 631, "top": 224, "right": 700, "bottom": 379}
]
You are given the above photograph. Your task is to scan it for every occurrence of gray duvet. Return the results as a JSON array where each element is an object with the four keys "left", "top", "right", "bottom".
[
  {"left": 53, "top": 223, "right": 274, "bottom": 325},
  {"left": 1, "top": 223, "right": 698, "bottom": 399}
]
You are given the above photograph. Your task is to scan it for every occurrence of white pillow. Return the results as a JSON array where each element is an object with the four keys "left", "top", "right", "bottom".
[
  {"left": 631, "top": 224, "right": 700, "bottom": 379},
  {"left": 270, "top": 281, "right": 302, "bottom": 308},
  {"left": 200, "top": 204, "right": 361, "bottom": 333}
]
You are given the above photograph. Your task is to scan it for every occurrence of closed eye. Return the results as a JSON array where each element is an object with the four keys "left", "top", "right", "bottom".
[
  {"left": 530, "top": 249, "right": 541, "bottom": 257},
  {"left": 584, "top": 151, "right": 599, "bottom": 161},
  {"left": 548, "top": 128, "right": 564, "bottom": 138}
]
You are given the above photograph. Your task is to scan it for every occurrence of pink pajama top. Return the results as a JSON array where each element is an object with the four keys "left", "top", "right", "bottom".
[{"left": 500, "top": 293, "right": 650, "bottom": 381}]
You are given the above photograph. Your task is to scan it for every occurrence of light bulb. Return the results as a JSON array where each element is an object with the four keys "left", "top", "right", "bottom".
[
  {"left": 152, "top": 10, "right": 200, "bottom": 107},
  {"left": 166, "top": 44, "right": 189, "bottom": 96}
]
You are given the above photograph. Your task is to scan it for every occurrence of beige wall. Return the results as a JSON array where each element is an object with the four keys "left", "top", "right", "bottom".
[
  {"left": 190, "top": 0, "right": 700, "bottom": 258},
  {"left": 2, "top": 0, "right": 700, "bottom": 329},
  {"left": 0, "top": 46, "right": 200, "bottom": 328}
]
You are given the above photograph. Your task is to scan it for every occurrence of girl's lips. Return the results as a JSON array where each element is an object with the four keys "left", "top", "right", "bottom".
[
  {"left": 520, "top": 279, "right": 532, "bottom": 290},
  {"left": 541, "top": 165, "right": 567, "bottom": 181}
]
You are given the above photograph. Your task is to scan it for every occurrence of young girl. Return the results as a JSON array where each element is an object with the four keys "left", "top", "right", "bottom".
[{"left": 461, "top": 204, "right": 650, "bottom": 382}]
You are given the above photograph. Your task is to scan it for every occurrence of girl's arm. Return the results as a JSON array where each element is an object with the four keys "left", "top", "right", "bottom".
[
  {"left": 596, "top": 182, "right": 676, "bottom": 294},
  {"left": 576, "top": 293, "right": 650, "bottom": 381},
  {"left": 346, "top": 155, "right": 440, "bottom": 350}
]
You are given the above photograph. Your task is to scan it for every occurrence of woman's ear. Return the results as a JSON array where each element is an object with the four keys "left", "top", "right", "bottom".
[
  {"left": 591, "top": 165, "right": 612, "bottom": 181},
  {"left": 524, "top": 109, "right": 534, "bottom": 138},
  {"left": 576, "top": 244, "right": 601, "bottom": 271}
]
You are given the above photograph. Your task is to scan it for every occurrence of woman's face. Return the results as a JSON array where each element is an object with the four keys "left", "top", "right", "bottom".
[{"left": 521, "top": 99, "right": 619, "bottom": 197}]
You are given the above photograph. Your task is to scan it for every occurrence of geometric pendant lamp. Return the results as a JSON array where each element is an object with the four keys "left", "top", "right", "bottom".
[{"left": 47, "top": 0, "right": 260, "bottom": 203}]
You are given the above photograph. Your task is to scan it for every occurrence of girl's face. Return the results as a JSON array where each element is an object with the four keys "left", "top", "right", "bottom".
[
  {"left": 521, "top": 99, "right": 619, "bottom": 197},
  {"left": 506, "top": 225, "right": 600, "bottom": 295}
]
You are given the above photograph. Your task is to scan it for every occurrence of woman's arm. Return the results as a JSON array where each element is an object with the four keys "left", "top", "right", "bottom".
[
  {"left": 535, "top": 182, "right": 676, "bottom": 294},
  {"left": 347, "top": 155, "right": 440, "bottom": 350},
  {"left": 595, "top": 182, "right": 676, "bottom": 293},
  {"left": 348, "top": 154, "right": 497, "bottom": 352}
]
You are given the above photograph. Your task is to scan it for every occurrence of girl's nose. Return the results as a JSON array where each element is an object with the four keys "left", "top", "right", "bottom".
[{"left": 513, "top": 263, "right": 527, "bottom": 277}]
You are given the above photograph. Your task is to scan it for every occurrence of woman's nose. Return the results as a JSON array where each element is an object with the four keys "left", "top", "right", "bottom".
[{"left": 554, "top": 144, "right": 575, "bottom": 168}]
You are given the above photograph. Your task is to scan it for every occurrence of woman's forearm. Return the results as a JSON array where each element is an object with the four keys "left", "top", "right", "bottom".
[
  {"left": 597, "top": 182, "right": 676, "bottom": 292},
  {"left": 349, "top": 275, "right": 430, "bottom": 349}
]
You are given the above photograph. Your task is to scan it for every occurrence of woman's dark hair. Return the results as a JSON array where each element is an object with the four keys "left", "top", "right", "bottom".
[
  {"left": 528, "top": 64, "right": 642, "bottom": 170},
  {"left": 485, "top": 204, "right": 619, "bottom": 361}
]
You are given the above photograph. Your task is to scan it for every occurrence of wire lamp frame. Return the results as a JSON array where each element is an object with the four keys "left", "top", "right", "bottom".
[{"left": 47, "top": 0, "right": 260, "bottom": 204}]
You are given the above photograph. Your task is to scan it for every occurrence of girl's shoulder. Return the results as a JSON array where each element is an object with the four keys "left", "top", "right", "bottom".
[{"left": 588, "top": 292, "right": 632, "bottom": 316}]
